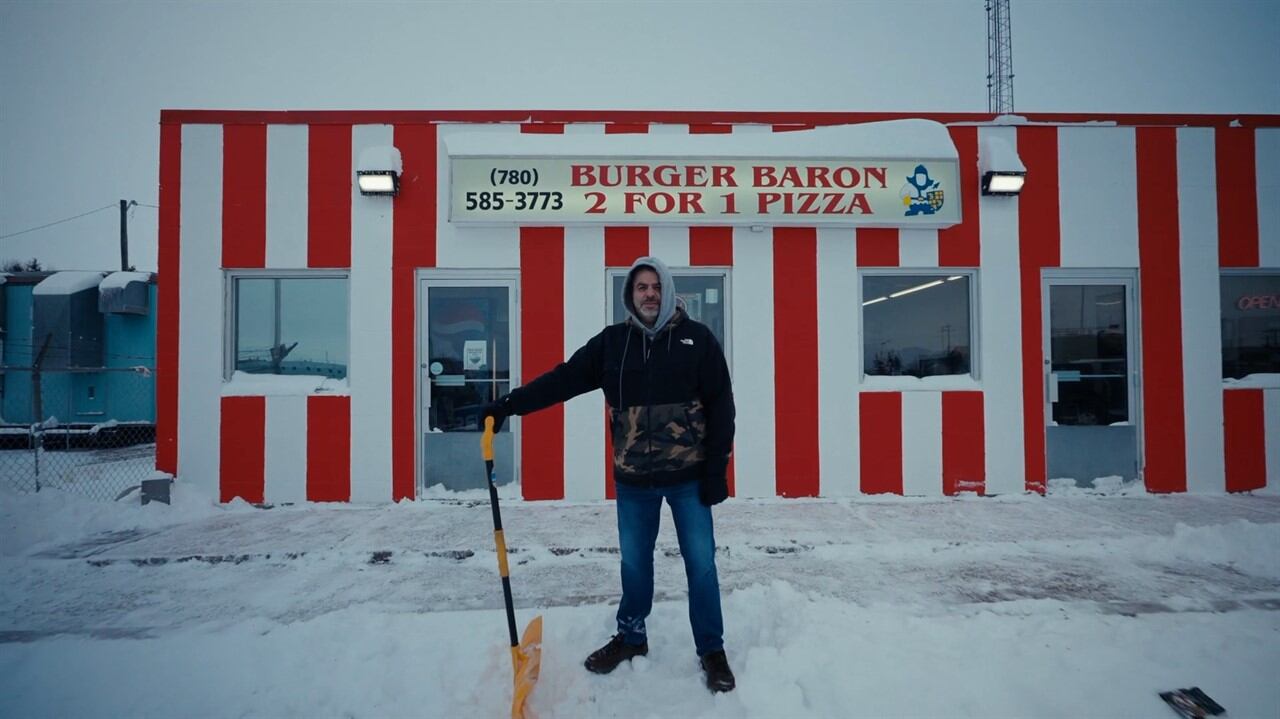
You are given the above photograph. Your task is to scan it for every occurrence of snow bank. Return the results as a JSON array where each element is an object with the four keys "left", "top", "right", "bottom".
[
  {"left": 3, "top": 580, "right": 1277, "bottom": 718},
  {"left": 0, "top": 477, "right": 244, "bottom": 558}
]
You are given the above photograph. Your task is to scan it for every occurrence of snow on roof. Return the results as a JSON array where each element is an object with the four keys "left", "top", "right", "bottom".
[
  {"left": 445, "top": 119, "right": 959, "bottom": 160},
  {"left": 99, "top": 271, "right": 152, "bottom": 291},
  {"left": 32, "top": 271, "right": 108, "bottom": 296}
]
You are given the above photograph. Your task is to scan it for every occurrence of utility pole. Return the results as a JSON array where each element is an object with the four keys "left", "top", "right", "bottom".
[
  {"left": 119, "top": 199, "right": 137, "bottom": 271},
  {"left": 986, "top": 0, "right": 1015, "bottom": 114}
]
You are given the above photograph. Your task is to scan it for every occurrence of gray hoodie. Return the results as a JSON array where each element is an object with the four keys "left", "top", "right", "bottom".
[{"left": 622, "top": 256, "right": 680, "bottom": 338}]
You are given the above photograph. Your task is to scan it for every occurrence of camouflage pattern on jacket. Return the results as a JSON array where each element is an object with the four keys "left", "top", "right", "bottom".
[{"left": 610, "top": 399, "right": 706, "bottom": 477}]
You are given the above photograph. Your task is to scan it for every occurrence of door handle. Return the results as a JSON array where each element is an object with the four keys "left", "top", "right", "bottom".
[{"left": 1048, "top": 372, "right": 1060, "bottom": 404}]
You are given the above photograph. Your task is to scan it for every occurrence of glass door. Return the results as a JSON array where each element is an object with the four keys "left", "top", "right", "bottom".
[
  {"left": 1043, "top": 272, "right": 1141, "bottom": 487},
  {"left": 419, "top": 275, "right": 518, "bottom": 492}
]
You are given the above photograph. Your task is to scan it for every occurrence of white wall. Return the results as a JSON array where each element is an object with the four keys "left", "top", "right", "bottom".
[
  {"left": 348, "top": 124, "right": 395, "bottom": 502},
  {"left": 1177, "top": 127, "right": 1226, "bottom": 493},
  {"left": 177, "top": 125, "right": 224, "bottom": 498},
  {"left": 976, "top": 126, "right": 1026, "bottom": 495}
]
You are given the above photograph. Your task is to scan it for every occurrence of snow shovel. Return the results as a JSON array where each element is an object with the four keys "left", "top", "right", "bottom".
[{"left": 482, "top": 416, "right": 543, "bottom": 719}]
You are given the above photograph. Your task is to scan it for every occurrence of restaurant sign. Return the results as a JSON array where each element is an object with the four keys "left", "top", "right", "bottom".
[{"left": 449, "top": 158, "right": 961, "bottom": 227}]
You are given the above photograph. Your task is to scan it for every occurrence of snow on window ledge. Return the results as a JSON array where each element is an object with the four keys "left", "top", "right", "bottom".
[
  {"left": 859, "top": 374, "right": 980, "bottom": 392},
  {"left": 1222, "top": 373, "right": 1280, "bottom": 390},
  {"left": 221, "top": 370, "right": 350, "bottom": 397}
]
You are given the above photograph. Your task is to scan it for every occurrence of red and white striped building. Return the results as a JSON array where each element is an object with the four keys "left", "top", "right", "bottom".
[{"left": 156, "top": 111, "right": 1280, "bottom": 503}]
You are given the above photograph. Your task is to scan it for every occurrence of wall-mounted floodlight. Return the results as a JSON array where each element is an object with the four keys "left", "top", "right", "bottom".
[
  {"left": 357, "top": 145, "right": 403, "bottom": 197},
  {"left": 978, "top": 134, "right": 1026, "bottom": 196}
]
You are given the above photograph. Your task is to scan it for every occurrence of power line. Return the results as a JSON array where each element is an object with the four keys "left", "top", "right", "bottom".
[{"left": 0, "top": 204, "right": 117, "bottom": 240}]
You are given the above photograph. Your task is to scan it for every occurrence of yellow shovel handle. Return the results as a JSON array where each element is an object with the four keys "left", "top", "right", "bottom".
[{"left": 482, "top": 416, "right": 495, "bottom": 462}]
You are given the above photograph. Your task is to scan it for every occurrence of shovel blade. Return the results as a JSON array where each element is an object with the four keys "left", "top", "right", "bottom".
[{"left": 510, "top": 615, "right": 543, "bottom": 719}]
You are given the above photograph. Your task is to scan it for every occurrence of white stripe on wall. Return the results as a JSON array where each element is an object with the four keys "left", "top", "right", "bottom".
[
  {"left": 1265, "top": 389, "right": 1280, "bottom": 492},
  {"left": 901, "top": 391, "right": 943, "bottom": 496},
  {"left": 349, "top": 124, "right": 395, "bottom": 502},
  {"left": 264, "top": 395, "right": 308, "bottom": 503},
  {"left": 731, "top": 226, "right": 776, "bottom": 498},
  {"left": 1257, "top": 129, "right": 1280, "bottom": 267},
  {"left": 817, "top": 228, "right": 859, "bottom": 496},
  {"left": 562, "top": 226, "right": 606, "bottom": 501},
  {"left": 1058, "top": 127, "right": 1140, "bottom": 268},
  {"left": 435, "top": 124, "right": 522, "bottom": 269},
  {"left": 649, "top": 226, "right": 690, "bottom": 267},
  {"left": 178, "top": 125, "right": 224, "bottom": 499},
  {"left": 977, "top": 126, "right": 1026, "bottom": 495},
  {"left": 1177, "top": 128, "right": 1226, "bottom": 493},
  {"left": 265, "top": 124, "right": 309, "bottom": 269},
  {"left": 898, "top": 229, "right": 939, "bottom": 268}
]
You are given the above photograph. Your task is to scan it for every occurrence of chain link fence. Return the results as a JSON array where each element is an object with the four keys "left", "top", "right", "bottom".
[{"left": 1, "top": 366, "right": 157, "bottom": 501}]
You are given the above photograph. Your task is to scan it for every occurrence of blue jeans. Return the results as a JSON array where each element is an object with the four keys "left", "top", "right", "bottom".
[{"left": 614, "top": 479, "right": 724, "bottom": 656}]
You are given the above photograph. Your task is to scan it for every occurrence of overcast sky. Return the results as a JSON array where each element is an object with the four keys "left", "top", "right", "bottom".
[{"left": 1, "top": 0, "right": 1277, "bottom": 272}]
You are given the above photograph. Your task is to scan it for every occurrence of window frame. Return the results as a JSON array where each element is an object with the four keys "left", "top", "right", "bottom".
[
  {"left": 222, "top": 268, "right": 351, "bottom": 382},
  {"left": 857, "top": 268, "right": 981, "bottom": 385},
  {"left": 1219, "top": 268, "right": 1280, "bottom": 387},
  {"left": 605, "top": 266, "right": 732, "bottom": 370}
]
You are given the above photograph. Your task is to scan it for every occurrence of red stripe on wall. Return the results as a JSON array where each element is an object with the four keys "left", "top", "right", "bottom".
[
  {"left": 605, "top": 124, "right": 649, "bottom": 134},
  {"left": 1017, "top": 126, "right": 1061, "bottom": 494},
  {"left": 942, "top": 391, "right": 985, "bottom": 495},
  {"left": 308, "top": 124, "right": 352, "bottom": 268},
  {"left": 1215, "top": 128, "right": 1259, "bottom": 268},
  {"left": 220, "top": 396, "right": 265, "bottom": 503},
  {"left": 522, "top": 123, "right": 566, "bottom": 134},
  {"left": 1137, "top": 127, "right": 1188, "bottom": 493},
  {"left": 307, "top": 395, "right": 351, "bottom": 501},
  {"left": 390, "top": 124, "right": 438, "bottom": 502},
  {"left": 856, "top": 228, "right": 899, "bottom": 267},
  {"left": 939, "top": 126, "right": 981, "bottom": 267},
  {"left": 689, "top": 124, "right": 733, "bottom": 134},
  {"left": 221, "top": 124, "right": 266, "bottom": 268},
  {"left": 605, "top": 226, "right": 649, "bottom": 267},
  {"left": 157, "top": 123, "right": 181, "bottom": 475},
  {"left": 773, "top": 228, "right": 820, "bottom": 497},
  {"left": 1223, "top": 389, "right": 1267, "bottom": 492},
  {"left": 690, "top": 226, "right": 734, "bottom": 265},
  {"left": 521, "top": 227, "right": 566, "bottom": 500},
  {"left": 859, "top": 392, "right": 902, "bottom": 494}
]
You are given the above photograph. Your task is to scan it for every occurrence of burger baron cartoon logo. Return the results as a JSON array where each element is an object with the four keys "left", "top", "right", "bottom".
[{"left": 899, "top": 164, "right": 944, "bottom": 216}]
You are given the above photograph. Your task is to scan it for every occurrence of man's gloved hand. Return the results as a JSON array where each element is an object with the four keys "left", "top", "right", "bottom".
[
  {"left": 480, "top": 395, "right": 512, "bottom": 433},
  {"left": 699, "top": 468, "right": 729, "bottom": 506}
]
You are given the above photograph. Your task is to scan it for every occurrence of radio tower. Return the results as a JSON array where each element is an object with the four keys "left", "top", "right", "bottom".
[{"left": 986, "top": 0, "right": 1015, "bottom": 114}]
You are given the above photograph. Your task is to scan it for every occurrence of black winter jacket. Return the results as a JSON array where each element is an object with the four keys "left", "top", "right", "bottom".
[{"left": 504, "top": 307, "right": 734, "bottom": 488}]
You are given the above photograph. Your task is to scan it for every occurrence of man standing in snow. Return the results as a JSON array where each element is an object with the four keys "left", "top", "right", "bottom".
[{"left": 482, "top": 256, "right": 736, "bottom": 693}]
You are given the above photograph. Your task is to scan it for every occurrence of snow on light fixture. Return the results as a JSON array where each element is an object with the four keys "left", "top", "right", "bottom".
[
  {"left": 357, "top": 145, "right": 403, "bottom": 197},
  {"left": 979, "top": 134, "right": 1026, "bottom": 196}
]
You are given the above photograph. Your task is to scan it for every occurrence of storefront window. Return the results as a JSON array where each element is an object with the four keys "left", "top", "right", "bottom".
[
  {"left": 609, "top": 270, "right": 729, "bottom": 349},
  {"left": 862, "top": 273, "right": 973, "bottom": 378},
  {"left": 1221, "top": 272, "right": 1280, "bottom": 379},
  {"left": 231, "top": 275, "right": 349, "bottom": 379}
]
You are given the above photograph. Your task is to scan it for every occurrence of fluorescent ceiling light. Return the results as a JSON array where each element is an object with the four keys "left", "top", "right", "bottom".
[{"left": 889, "top": 280, "right": 944, "bottom": 298}]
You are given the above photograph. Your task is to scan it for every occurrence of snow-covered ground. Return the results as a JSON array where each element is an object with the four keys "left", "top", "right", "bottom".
[{"left": 1, "top": 481, "right": 1277, "bottom": 718}]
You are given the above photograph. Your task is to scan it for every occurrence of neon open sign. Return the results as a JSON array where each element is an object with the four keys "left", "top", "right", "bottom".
[{"left": 1236, "top": 294, "right": 1280, "bottom": 310}]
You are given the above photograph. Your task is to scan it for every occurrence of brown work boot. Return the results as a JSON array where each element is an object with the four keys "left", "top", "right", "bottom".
[
  {"left": 584, "top": 634, "right": 648, "bottom": 674},
  {"left": 700, "top": 649, "right": 736, "bottom": 692}
]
